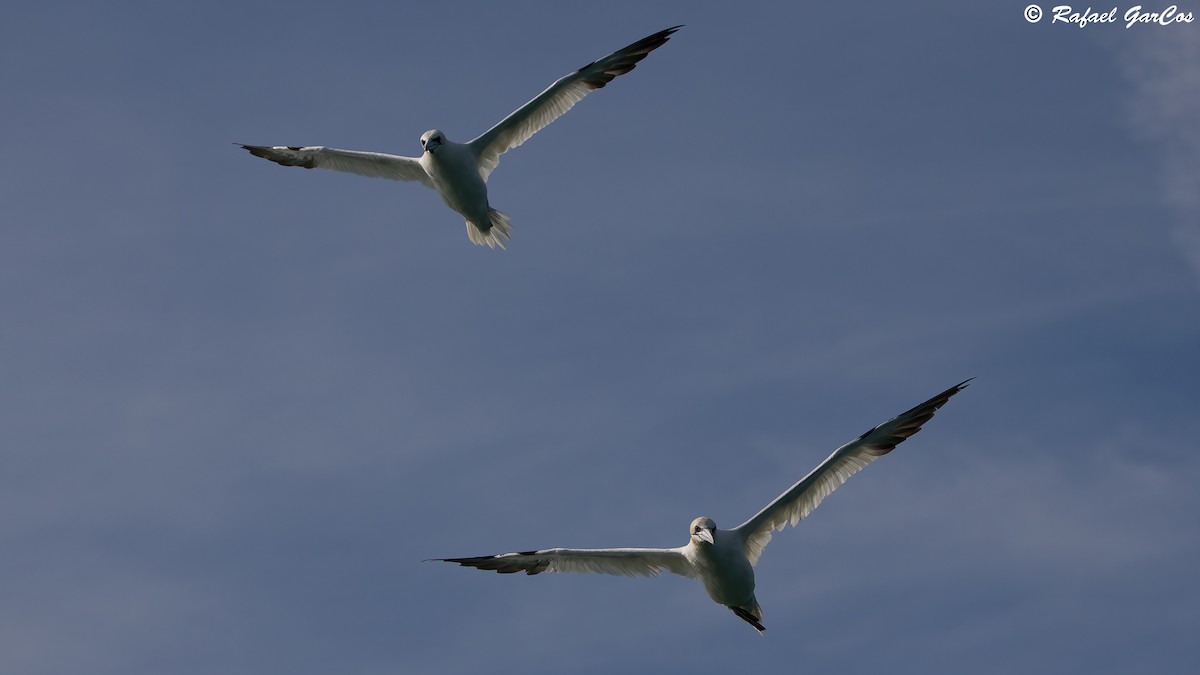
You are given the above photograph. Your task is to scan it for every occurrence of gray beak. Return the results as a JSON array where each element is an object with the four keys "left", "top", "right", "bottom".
[
  {"left": 697, "top": 528, "right": 715, "bottom": 545},
  {"left": 424, "top": 139, "right": 441, "bottom": 153}
]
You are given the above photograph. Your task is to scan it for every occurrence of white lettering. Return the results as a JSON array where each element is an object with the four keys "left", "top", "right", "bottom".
[
  {"left": 1052, "top": 5, "right": 1076, "bottom": 23},
  {"left": 1049, "top": 3, "right": 1196, "bottom": 28},
  {"left": 1052, "top": 5, "right": 1120, "bottom": 27},
  {"left": 1125, "top": 5, "right": 1194, "bottom": 27}
]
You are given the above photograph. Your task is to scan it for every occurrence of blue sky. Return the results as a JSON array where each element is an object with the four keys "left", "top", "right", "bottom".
[{"left": 2, "top": 1, "right": 1198, "bottom": 673}]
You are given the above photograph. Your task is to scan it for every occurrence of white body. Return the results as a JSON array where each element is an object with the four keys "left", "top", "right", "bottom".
[
  {"left": 420, "top": 137, "right": 496, "bottom": 242},
  {"left": 240, "top": 26, "right": 681, "bottom": 249},
  {"left": 686, "top": 526, "right": 761, "bottom": 620},
  {"left": 437, "top": 380, "right": 970, "bottom": 632}
]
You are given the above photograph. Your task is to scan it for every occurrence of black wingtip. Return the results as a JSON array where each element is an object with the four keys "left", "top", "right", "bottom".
[
  {"left": 854, "top": 379, "right": 972, "bottom": 451},
  {"left": 730, "top": 606, "right": 766, "bottom": 633},
  {"left": 239, "top": 143, "right": 270, "bottom": 158},
  {"left": 640, "top": 24, "right": 684, "bottom": 45},
  {"left": 911, "top": 378, "right": 973, "bottom": 415},
  {"left": 639, "top": 25, "right": 684, "bottom": 41},
  {"left": 238, "top": 144, "right": 318, "bottom": 168},
  {"left": 935, "top": 378, "right": 974, "bottom": 402},
  {"left": 576, "top": 25, "right": 683, "bottom": 83}
]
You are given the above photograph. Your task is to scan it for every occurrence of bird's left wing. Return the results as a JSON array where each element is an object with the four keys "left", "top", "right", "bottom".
[
  {"left": 733, "top": 380, "right": 970, "bottom": 566},
  {"left": 435, "top": 547, "right": 694, "bottom": 578},
  {"left": 239, "top": 144, "right": 434, "bottom": 187},
  {"left": 467, "top": 26, "right": 681, "bottom": 181}
]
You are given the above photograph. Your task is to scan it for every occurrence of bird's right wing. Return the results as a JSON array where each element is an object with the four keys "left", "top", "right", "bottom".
[
  {"left": 467, "top": 26, "right": 681, "bottom": 181},
  {"left": 239, "top": 144, "right": 434, "bottom": 187},
  {"left": 733, "top": 380, "right": 970, "bottom": 566},
  {"left": 435, "top": 547, "right": 695, "bottom": 578}
]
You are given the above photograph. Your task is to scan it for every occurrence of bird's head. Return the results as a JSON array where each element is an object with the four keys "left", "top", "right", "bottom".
[
  {"left": 690, "top": 517, "right": 716, "bottom": 546},
  {"left": 420, "top": 129, "right": 445, "bottom": 154}
]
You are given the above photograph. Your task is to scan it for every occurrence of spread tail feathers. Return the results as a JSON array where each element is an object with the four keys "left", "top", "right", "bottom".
[{"left": 467, "top": 209, "right": 513, "bottom": 250}]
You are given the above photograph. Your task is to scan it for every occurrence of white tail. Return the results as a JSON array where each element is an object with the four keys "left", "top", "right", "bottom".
[{"left": 466, "top": 209, "right": 513, "bottom": 250}]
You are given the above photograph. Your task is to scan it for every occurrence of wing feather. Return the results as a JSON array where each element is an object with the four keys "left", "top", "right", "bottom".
[
  {"left": 239, "top": 144, "right": 433, "bottom": 187},
  {"left": 435, "top": 547, "right": 694, "bottom": 578},
  {"left": 734, "top": 380, "right": 971, "bottom": 566},
  {"left": 468, "top": 26, "right": 681, "bottom": 180}
]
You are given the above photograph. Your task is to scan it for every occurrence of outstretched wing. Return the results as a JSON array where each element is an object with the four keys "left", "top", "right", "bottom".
[
  {"left": 734, "top": 380, "right": 971, "bottom": 566},
  {"left": 435, "top": 546, "right": 695, "bottom": 578},
  {"left": 239, "top": 144, "right": 433, "bottom": 187},
  {"left": 468, "top": 26, "right": 681, "bottom": 180}
]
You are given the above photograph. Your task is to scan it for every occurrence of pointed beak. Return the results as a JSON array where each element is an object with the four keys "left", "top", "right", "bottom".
[
  {"left": 424, "top": 139, "right": 441, "bottom": 154},
  {"left": 697, "top": 528, "right": 715, "bottom": 545}
]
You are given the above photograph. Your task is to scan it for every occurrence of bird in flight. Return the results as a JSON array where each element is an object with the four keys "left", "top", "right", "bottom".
[
  {"left": 239, "top": 26, "right": 681, "bottom": 250},
  {"left": 434, "top": 380, "right": 970, "bottom": 633}
]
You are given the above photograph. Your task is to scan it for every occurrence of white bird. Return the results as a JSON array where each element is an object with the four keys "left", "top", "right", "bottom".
[
  {"left": 239, "top": 26, "right": 681, "bottom": 249},
  {"left": 434, "top": 380, "right": 970, "bottom": 633}
]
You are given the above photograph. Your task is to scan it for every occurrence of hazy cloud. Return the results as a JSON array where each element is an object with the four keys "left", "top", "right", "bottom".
[{"left": 1115, "top": 31, "right": 1200, "bottom": 280}]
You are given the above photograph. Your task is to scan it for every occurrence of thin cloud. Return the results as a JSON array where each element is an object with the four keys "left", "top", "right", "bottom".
[{"left": 1115, "top": 31, "right": 1200, "bottom": 280}]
